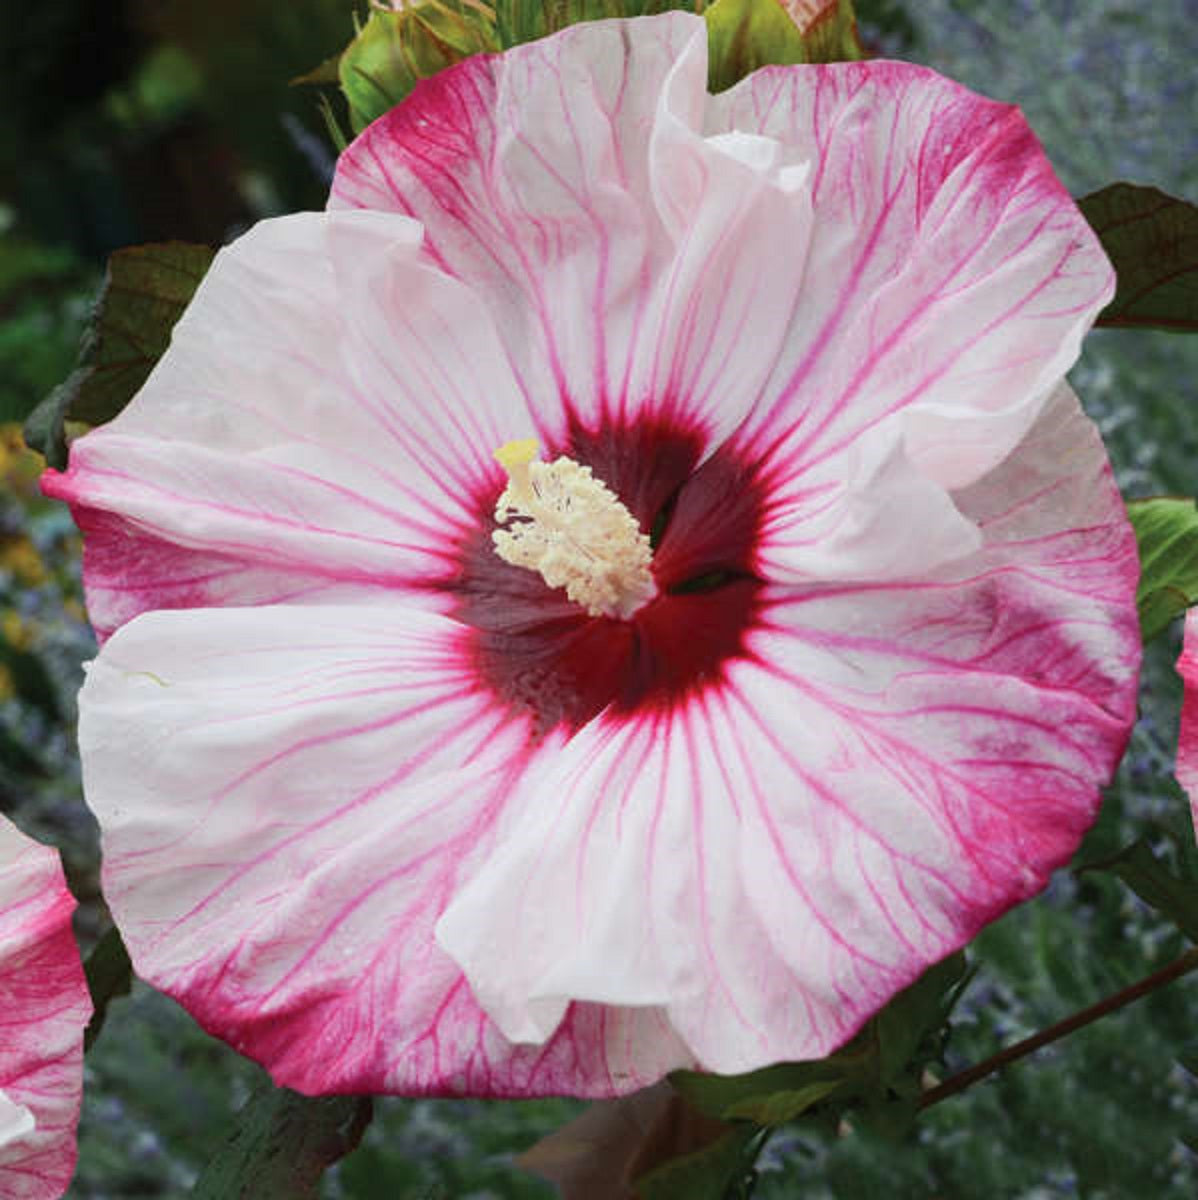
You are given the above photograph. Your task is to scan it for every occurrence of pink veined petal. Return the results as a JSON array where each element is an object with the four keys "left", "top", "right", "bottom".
[
  {"left": 437, "top": 384, "right": 1139, "bottom": 1071},
  {"left": 332, "top": 16, "right": 1111, "bottom": 586},
  {"left": 0, "top": 820, "right": 90, "bottom": 1200},
  {"left": 1177, "top": 612, "right": 1198, "bottom": 835},
  {"left": 706, "top": 57, "right": 1114, "bottom": 580},
  {"left": 43, "top": 210, "right": 534, "bottom": 640},
  {"left": 77, "top": 604, "right": 691, "bottom": 1097},
  {"left": 331, "top": 13, "right": 815, "bottom": 445}
]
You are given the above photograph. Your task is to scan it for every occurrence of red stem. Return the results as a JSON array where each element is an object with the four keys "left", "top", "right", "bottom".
[{"left": 918, "top": 947, "right": 1198, "bottom": 1111}]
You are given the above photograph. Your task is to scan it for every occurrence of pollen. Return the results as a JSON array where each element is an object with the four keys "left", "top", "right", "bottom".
[{"left": 491, "top": 439, "right": 657, "bottom": 619}]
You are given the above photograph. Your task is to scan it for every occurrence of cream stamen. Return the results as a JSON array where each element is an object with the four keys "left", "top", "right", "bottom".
[{"left": 491, "top": 439, "right": 656, "bottom": 619}]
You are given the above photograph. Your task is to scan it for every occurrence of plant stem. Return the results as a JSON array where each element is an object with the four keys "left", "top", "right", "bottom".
[{"left": 918, "top": 946, "right": 1198, "bottom": 1111}]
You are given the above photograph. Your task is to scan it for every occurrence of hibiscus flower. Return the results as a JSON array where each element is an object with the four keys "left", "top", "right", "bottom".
[
  {"left": 48, "top": 13, "right": 1139, "bottom": 1097},
  {"left": 0, "top": 820, "right": 90, "bottom": 1197}
]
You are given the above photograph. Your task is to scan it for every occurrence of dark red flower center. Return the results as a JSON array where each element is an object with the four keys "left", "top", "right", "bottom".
[{"left": 444, "top": 415, "right": 769, "bottom": 737}]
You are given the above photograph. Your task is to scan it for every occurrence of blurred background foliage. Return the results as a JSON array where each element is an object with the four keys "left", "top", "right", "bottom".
[{"left": 0, "top": 0, "right": 1196, "bottom": 1196}]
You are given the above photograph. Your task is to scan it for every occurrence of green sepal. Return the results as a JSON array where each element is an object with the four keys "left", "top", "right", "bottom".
[
  {"left": 706, "top": 0, "right": 863, "bottom": 93},
  {"left": 490, "top": 1, "right": 693, "bottom": 47},
  {"left": 23, "top": 242, "right": 215, "bottom": 468},
  {"left": 339, "top": 4, "right": 499, "bottom": 133},
  {"left": 192, "top": 1084, "right": 373, "bottom": 1199},
  {"left": 82, "top": 927, "right": 133, "bottom": 1052},
  {"left": 1127, "top": 496, "right": 1198, "bottom": 643},
  {"left": 705, "top": 0, "right": 809, "bottom": 91},
  {"left": 1079, "top": 183, "right": 1198, "bottom": 332},
  {"left": 795, "top": 0, "right": 866, "bottom": 64}
]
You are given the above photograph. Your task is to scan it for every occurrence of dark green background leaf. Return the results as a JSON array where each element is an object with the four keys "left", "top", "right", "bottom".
[
  {"left": 82, "top": 927, "right": 133, "bottom": 1052},
  {"left": 23, "top": 241, "right": 215, "bottom": 468},
  {"left": 1080, "top": 183, "right": 1198, "bottom": 331},
  {"left": 1082, "top": 840, "right": 1198, "bottom": 943},
  {"left": 192, "top": 1085, "right": 372, "bottom": 1199}
]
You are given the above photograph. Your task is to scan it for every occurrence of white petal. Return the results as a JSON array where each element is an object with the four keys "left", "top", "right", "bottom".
[
  {"left": 45, "top": 210, "right": 533, "bottom": 636},
  {"left": 79, "top": 604, "right": 690, "bottom": 1096}
]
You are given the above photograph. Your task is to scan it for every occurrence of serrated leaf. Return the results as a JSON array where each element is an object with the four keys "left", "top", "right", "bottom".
[
  {"left": 23, "top": 242, "right": 215, "bottom": 468},
  {"left": 1079, "top": 183, "right": 1198, "bottom": 332},
  {"left": 1082, "top": 840, "right": 1198, "bottom": 942},
  {"left": 192, "top": 1084, "right": 372, "bottom": 1199},
  {"left": 633, "top": 1126, "right": 758, "bottom": 1200},
  {"left": 340, "top": 4, "right": 499, "bottom": 133},
  {"left": 706, "top": 0, "right": 862, "bottom": 92},
  {"left": 1127, "top": 497, "right": 1198, "bottom": 642},
  {"left": 82, "top": 927, "right": 133, "bottom": 1052}
]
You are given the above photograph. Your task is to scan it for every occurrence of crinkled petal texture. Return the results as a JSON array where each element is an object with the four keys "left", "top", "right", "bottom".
[
  {"left": 65, "top": 13, "right": 1139, "bottom": 1097},
  {"left": 1178, "top": 612, "right": 1198, "bottom": 834},
  {"left": 0, "top": 820, "right": 90, "bottom": 1198}
]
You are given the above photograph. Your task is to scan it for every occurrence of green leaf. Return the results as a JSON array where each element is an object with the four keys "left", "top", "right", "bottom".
[
  {"left": 1126, "top": 496, "right": 1198, "bottom": 642},
  {"left": 192, "top": 1084, "right": 372, "bottom": 1199},
  {"left": 706, "top": 0, "right": 863, "bottom": 92},
  {"left": 339, "top": 4, "right": 499, "bottom": 133},
  {"left": 1078, "top": 183, "right": 1198, "bottom": 332},
  {"left": 23, "top": 379, "right": 76, "bottom": 472},
  {"left": 24, "top": 242, "right": 215, "bottom": 468},
  {"left": 1081, "top": 840, "right": 1198, "bottom": 942},
  {"left": 873, "top": 951, "right": 968, "bottom": 1086},
  {"left": 670, "top": 1053, "right": 867, "bottom": 1123},
  {"left": 82, "top": 927, "right": 133, "bottom": 1052},
  {"left": 633, "top": 1126, "right": 759, "bottom": 1200},
  {"left": 721, "top": 1078, "right": 843, "bottom": 1124}
]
